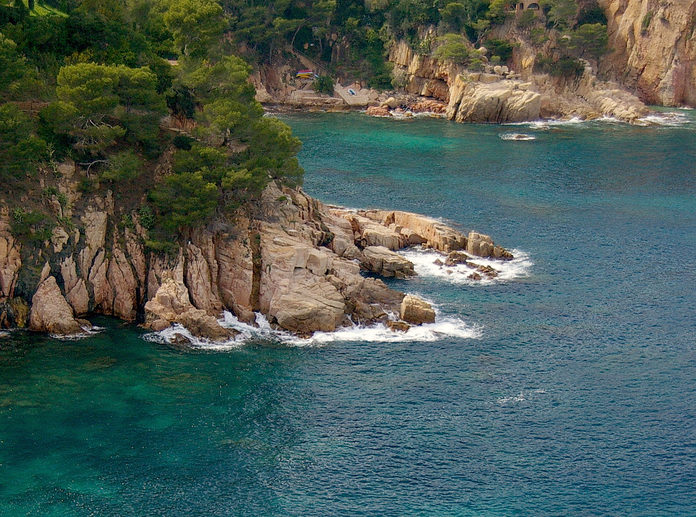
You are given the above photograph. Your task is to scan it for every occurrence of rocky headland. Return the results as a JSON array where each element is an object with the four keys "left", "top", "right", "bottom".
[{"left": 0, "top": 167, "right": 513, "bottom": 342}]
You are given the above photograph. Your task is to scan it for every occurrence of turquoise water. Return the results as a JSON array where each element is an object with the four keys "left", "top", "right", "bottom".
[{"left": 1, "top": 112, "right": 696, "bottom": 515}]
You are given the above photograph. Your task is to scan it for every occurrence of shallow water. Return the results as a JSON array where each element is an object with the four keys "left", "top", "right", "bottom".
[{"left": 1, "top": 112, "right": 695, "bottom": 515}]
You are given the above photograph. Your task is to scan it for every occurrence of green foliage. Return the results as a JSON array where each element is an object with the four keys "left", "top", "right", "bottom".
[
  {"left": 148, "top": 170, "right": 219, "bottom": 231},
  {"left": 486, "top": 38, "right": 513, "bottom": 62},
  {"left": 641, "top": 11, "right": 653, "bottom": 32},
  {"left": 517, "top": 9, "right": 538, "bottom": 29},
  {"left": 542, "top": 0, "right": 578, "bottom": 29},
  {"left": 487, "top": 0, "right": 511, "bottom": 24},
  {"left": 48, "top": 62, "right": 166, "bottom": 156},
  {"left": 577, "top": 2, "right": 606, "bottom": 25},
  {"left": 137, "top": 204, "right": 155, "bottom": 229},
  {"left": 244, "top": 116, "right": 303, "bottom": 188},
  {"left": 163, "top": 0, "right": 224, "bottom": 57},
  {"left": 536, "top": 53, "right": 585, "bottom": 78},
  {"left": 41, "top": 186, "right": 68, "bottom": 207},
  {"left": 440, "top": 2, "right": 467, "bottom": 32},
  {"left": 10, "top": 207, "right": 53, "bottom": 243},
  {"left": 313, "top": 75, "right": 334, "bottom": 95},
  {"left": 0, "top": 102, "right": 47, "bottom": 179},
  {"left": 170, "top": 134, "right": 192, "bottom": 150},
  {"left": 530, "top": 27, "right": 548, "bottom": 45},
  {"left": 433, "top": 33, "right": 471, "bottom": 64},
  {"left": 102, "top": 150, "right": 144, "bottom": 182},
  {"left": 570, "top": 23, "right": 607, "bottom": 59}
]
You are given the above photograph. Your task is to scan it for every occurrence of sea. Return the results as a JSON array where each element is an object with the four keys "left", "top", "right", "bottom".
[{"left": 0, "top": 110, "right": 694, "bottom": 516}]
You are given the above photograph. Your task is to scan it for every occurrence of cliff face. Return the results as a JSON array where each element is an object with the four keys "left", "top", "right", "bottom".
[
  {"left": 387, "top": 40, "right": 648, "bottom": 123},
  {"left": 601, "top": 0, "right": 696, "bottom": 106},
  {"left": 0, "top": 163, "right": 512, "bottom": 340}
]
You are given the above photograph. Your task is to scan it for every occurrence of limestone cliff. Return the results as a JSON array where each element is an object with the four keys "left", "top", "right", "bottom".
[
  {"left": 387, "top": 40, "right": 648, "bottom": 123},
  {"left": 0, "top": 164, "right": 513, "bottom": 340},
  {"left": 600, "top": 0, "right": 696, "bottom": 106}
]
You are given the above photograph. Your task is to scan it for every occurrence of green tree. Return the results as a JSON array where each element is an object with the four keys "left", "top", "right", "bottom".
[
  {"left": 48, "top": 63, "right": 165, "bottom": 156},
  {"left": 570, "top": 23, "right": 607, "bottom": 59},
  {"left": 0, "top": 103, "right": 47, "bottom": 179},
  {"left": 163, "top": 0, "right": 224, "bottom": 57},
  {"left": 486, "top": 38, "right": 513, "bottom": 62},
  {"left": 148, "top": 170, "right": 219, "bottom": 231},
  {"left": 0, "top": 33, "right": 29, "bottom": 98},
  {"left": 440, "top": 2, "right": 467, "bottom": 32},
  {"left": 542, "top": 0, "right": 577, "bottom": 28},
  {"left": 313, "top": 75, "right": 334, "bottom": 95},
  {"left": 101, "top": 150, "right": 144, "bottom": 181}
]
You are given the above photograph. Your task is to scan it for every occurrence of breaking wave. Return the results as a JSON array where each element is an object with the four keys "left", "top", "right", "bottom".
[
  {"left": 143, "top": 309, "right": 481, "bottom": 351},
  {"left": 50, "top": 325, "right": 105, "bottom": 341},
  {"left": 399, "top": 247, "right": 533, "bottom": 285},
  {"left": 499, "top": 132, "right": 536, "bottom": 141},
  {"left": 636, "top": 111, "right": 691, "bottom": 127}
]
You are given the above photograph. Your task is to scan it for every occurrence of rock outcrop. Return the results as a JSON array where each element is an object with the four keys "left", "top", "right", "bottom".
[
  {"left": 0, "top": 175, "right": 514, "bottom": 339},
  {"left": 29, "top": 276, "right": 90, "bottom": 335},
  {"left": 400, "top": 294, "right": 436, "bottom": 325},
  {"left": 600, "top": 0, "right": 696, "bottom": 107},
  {"left": 387, "top": 40, "right": 649, "bottom": 123},
  {"left": 447, "top": 75, "right": 542, "bottom": 123}
]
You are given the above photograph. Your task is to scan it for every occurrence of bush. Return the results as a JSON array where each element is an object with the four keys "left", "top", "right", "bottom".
[
  {"left": 433, "top": 34, "right": 470, "bottom": 65},
  {"left": 554, "top": 56, "right": 585, "bottom": 77},
  {"left": 173, "top": 134, "right": 194, "bottom": 150},
  {"left": 312, "top": 75, "right": 334, "bottom": 95},
  {"left": 10, "top": 208, "right": 53, "bottom": 243},
  {"left": 534, "top": 54, "right": 585, "bottom": 78},
  {"left": 641, "top": 11, "right": 652, "bottom": 32},
  {"left": 486, "top": 38, "right": 514, "bottom": 62},
  {"left": 101, "top": 150, "right": 143, "bottom": 182}
]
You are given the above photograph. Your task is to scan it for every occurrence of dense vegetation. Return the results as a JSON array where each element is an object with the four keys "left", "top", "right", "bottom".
[
  {"left": 0, "top": 0, "right": 303, "bottom": 250},
  {"left": 220, "top": 0, "right": 608, "bottom": 84},
  {"left": 0, "top": 0, "right": 610, "bottom": 249}
]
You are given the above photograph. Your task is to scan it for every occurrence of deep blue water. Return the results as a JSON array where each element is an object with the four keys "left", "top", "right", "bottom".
[{"left": 1, "top": 112, "right": 695, "bottom": 515}]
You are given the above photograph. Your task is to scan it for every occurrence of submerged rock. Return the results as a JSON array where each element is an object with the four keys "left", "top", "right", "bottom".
[{"left": 387, "top": 320, "right": 411, "bottom": 332}]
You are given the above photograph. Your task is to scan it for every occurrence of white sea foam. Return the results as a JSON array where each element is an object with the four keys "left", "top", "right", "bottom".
[
  {"left": 50, "top": 325, "right": 105, "bottom": 341},
  {"left": 299, "top": 316, "right": 481, "bottom": 345},
  {"left": 497, "top": 388, "right": 547, "bottom": 405},
  {"left": 499, "top": 132, "right": 536, "bottom": 141},
  {"left": 505, "top": 116, "right": 586, "bottom": 130},
  {"left": 498, "top": 392, "right": 526, "bottom": 404},
  {"left": 636, "top": 111, "right": 690, "bottom": 127},
  {"left": 399, "top": 247, "right": 532, "bottom": 285},
  {"left": 143, "top": 308, "right": 481, "bottom": 350}
]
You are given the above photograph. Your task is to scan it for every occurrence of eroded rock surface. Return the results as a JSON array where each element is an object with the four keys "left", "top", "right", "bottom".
[
  {"left": 29, "top": 276, "right": 90, "bottom": 335},
  {"left": 1, "top": 178, "right": 513, "bottom": 338}
]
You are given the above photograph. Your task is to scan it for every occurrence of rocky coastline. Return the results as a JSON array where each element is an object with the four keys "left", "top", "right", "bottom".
[
  {"left": 0, "top": 173, "right": 514, "bottom": 342},
  {"left": 253, "top": 38, "right": 654, "bottom": 125}
]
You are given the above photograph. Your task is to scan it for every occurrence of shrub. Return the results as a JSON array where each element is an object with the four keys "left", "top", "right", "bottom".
[
  {"left": 486, "top": 38, "right": 514, "bottom": 62},
  {"left": 173, "top": 134, "right": 194, "bottom": 150},
  {"left": 312, "top": 75, "right": 334, "bottom": 95},
  {"left": 137, "top": 205, "right": 155, "bottom": 230},
  {"left": 101, "top": 150, "right": 143, "bottom": 182},
  {"left": 534, "top": 53, "right": 585, "bottom": 78},
  {"left": 433, "top": 34, "right": 470, "bottom": 65},
  {"left": 641, "top": 11, "right": 652, "bottom": 32}
]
